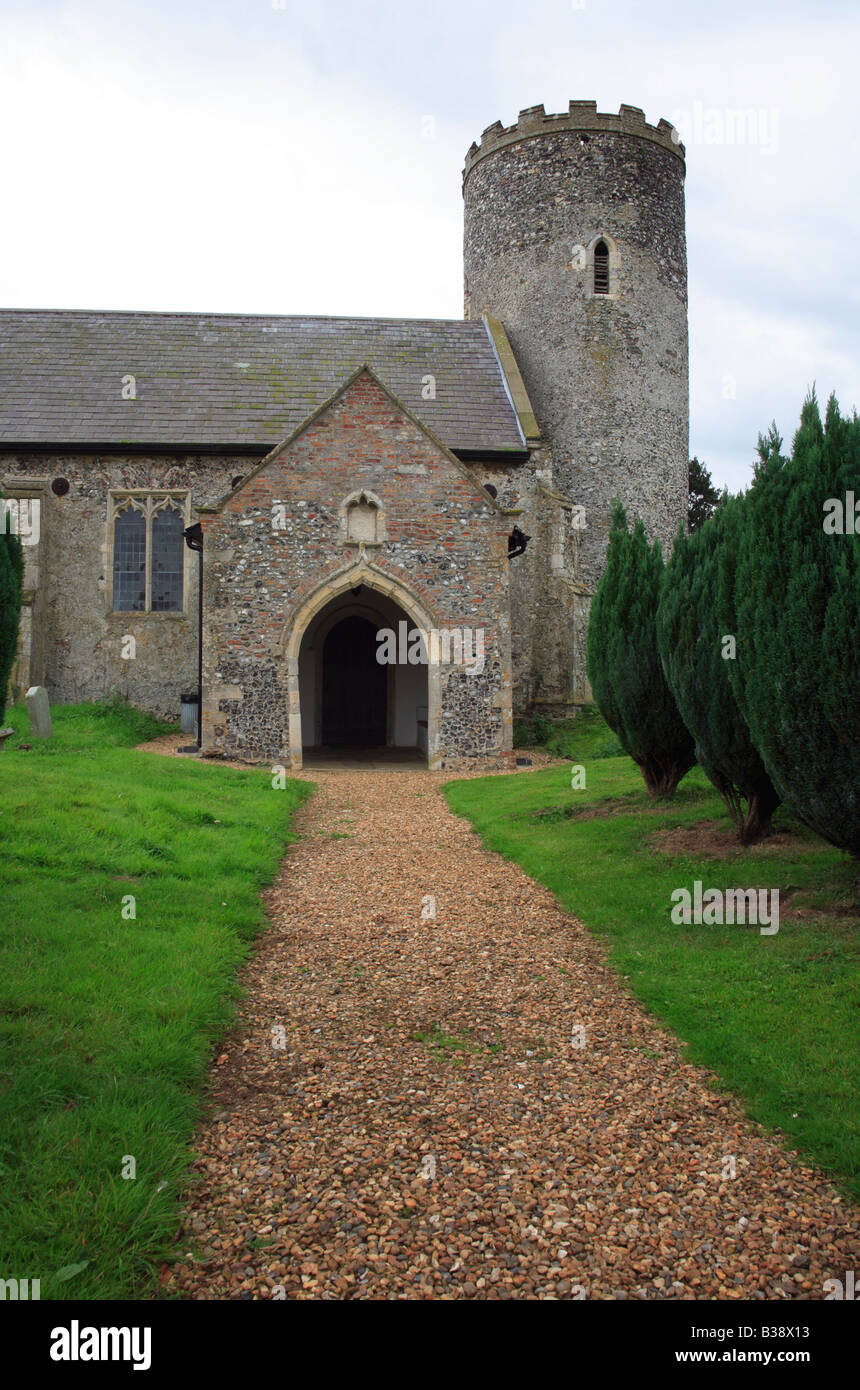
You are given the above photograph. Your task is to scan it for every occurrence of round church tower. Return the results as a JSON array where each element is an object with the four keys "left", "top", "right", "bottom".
[{"left": 463, "top": 101, "right": 689, "bottom": 597}]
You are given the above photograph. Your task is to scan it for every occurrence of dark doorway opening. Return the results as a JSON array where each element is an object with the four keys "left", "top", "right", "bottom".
[{"left": 321, "top": 616, "right": 387, "bottom": 746}]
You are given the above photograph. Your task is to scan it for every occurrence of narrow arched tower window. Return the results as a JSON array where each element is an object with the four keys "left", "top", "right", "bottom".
[{"left": 593, "top": 240, "right": 610, "bottom": 295}]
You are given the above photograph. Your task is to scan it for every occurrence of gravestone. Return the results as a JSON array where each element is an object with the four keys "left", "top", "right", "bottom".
[{"left": 25, "top": 685, "right": 53, "bottom": 739}]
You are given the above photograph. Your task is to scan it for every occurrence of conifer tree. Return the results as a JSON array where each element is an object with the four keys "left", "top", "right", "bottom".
[
  {"left": 688, "top": 456, "right": 721, "bottom": 531},
  {"left": 727, "top": 390, "right": 860, "bottom": 856},
  {"left": 657, "top": 498, "right": 780, "bottom": 843},
  {"left": 587, "top": 502, "right": 695, "bottom": 798}
]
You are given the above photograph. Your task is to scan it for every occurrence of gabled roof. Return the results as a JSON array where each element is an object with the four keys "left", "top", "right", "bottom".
[
  {"left": 199, "top": 364, "right": 506, "bottom": 517},
  {"left": 0, "top": 308, "right": 531, "bottom": 457}
]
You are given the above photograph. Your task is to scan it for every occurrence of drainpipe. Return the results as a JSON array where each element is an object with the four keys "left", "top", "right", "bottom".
[{"left": 181, "top": 522, "right": 204, "bottom": 752}]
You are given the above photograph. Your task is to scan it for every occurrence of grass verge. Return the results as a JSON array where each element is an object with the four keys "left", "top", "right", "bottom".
[
  {"left": 446, "top": 712, "right": 860, "bottom": 1202},
  {"left": 0, "top": 700, "right": 310, "bottom": 1299}
]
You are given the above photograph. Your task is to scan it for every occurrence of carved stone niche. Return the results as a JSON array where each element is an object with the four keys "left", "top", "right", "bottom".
[{"left": 339, "top": 489, "right": 387, "bottom": 547}]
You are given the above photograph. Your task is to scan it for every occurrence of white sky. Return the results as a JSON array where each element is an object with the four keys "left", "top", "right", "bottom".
[{"left": 0, "top": 0, "right": 857, "bottom": 492}]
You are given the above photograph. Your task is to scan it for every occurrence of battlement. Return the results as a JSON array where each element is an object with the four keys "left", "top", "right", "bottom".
[{"left": 463, "top": 100, "right": 684, "bottom": 183}]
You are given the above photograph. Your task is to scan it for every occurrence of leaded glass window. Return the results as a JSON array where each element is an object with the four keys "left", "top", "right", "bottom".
[
  {"left": 113, "top": 506, "right": 146, "bottom": 611},
  {"left": 151, "top": 506, "right": 185, "bottom": 611},
  {"left": 110, "top": 493, "right": 188, "bottom": 612}
]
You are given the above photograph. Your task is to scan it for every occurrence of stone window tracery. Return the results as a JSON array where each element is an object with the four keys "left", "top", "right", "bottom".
[{"left": 110, "top": 491, "right": 189, "bottom": 612}]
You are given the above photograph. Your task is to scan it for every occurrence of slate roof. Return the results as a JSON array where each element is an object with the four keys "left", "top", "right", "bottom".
[{"left": 0, "top": 309, "right": 528, "bottom": 456}]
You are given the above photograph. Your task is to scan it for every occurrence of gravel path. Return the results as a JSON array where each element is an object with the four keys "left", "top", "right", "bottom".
[{"left": 166, "top": 768, "right": 858, "bottom": 1300}]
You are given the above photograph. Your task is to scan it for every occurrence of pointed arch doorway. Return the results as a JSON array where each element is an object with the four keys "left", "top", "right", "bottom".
[{"left": 282, "top": 565, "right": 440, "bottom": 769}]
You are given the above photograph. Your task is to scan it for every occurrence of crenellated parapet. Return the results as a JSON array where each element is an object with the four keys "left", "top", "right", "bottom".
[{"left": 463, "top": 101, "right": 684, "bottom": 185}]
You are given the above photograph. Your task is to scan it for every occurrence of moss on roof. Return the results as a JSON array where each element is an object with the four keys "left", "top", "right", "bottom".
[{"left": 0, "top": 310, "right": 525, "bottom": 454}]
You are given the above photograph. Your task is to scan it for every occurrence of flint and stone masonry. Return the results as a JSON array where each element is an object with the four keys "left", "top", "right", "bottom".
[
  {"left": 464, "top": 101, "right": 689, "bottom": 714},
  {"left": 197, "top": 369, "right": 512, "bottom": 768},
  {"left": 0, "top": 100, "right": 689, "bottom": 765}
]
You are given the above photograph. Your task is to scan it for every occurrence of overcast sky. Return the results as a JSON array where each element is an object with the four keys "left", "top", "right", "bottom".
[{"left": 0, "top": 0, "right": 856, "bottom": 492}]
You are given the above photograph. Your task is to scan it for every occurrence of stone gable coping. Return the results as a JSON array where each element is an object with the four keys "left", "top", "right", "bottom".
[
  {"left": 196, "top": 364, "right": 507, "bottom": 519},
  {"left": 482, "top": 316, "right": 540, "bottom": 446}
]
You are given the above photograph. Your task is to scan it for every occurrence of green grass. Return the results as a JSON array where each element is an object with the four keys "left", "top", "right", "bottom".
[
  {"left": 409, "top": 1023, "right": 504, "bottom": 1063},
  {"left": 0, "top": 700, "right": 311, "bottom": 1299},
  {"left": 446, "top": 713, "right": 860, "bottom": 1201},
  {"left": 514, "top": 707, "right": 623, "bottom": 760}
]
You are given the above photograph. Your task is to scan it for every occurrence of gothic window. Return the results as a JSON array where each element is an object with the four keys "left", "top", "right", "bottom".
[
  {"left": 593, "top": 239, "right": 610, "bottom": 295},
  {"left": 113, "top": 506, "right": 147, "bottom": 611},
  {"left": 111, "top": 492, "right": 188, "bottom": 612},
  {"left": 151, "top": 506, "right": 185, "bottom": 610}
]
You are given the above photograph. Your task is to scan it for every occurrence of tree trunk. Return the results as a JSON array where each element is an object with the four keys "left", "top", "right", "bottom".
[
  {"left": 738, "top": 784, "right": 781, "bottom": 845},
  {"left": 640, "top": 757, "right": 693, "bottom": 800}
]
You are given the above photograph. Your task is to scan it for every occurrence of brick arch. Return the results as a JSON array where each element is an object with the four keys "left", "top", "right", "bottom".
[{"left": 280, "top": 557, "right": 442, "bottom": 768}]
